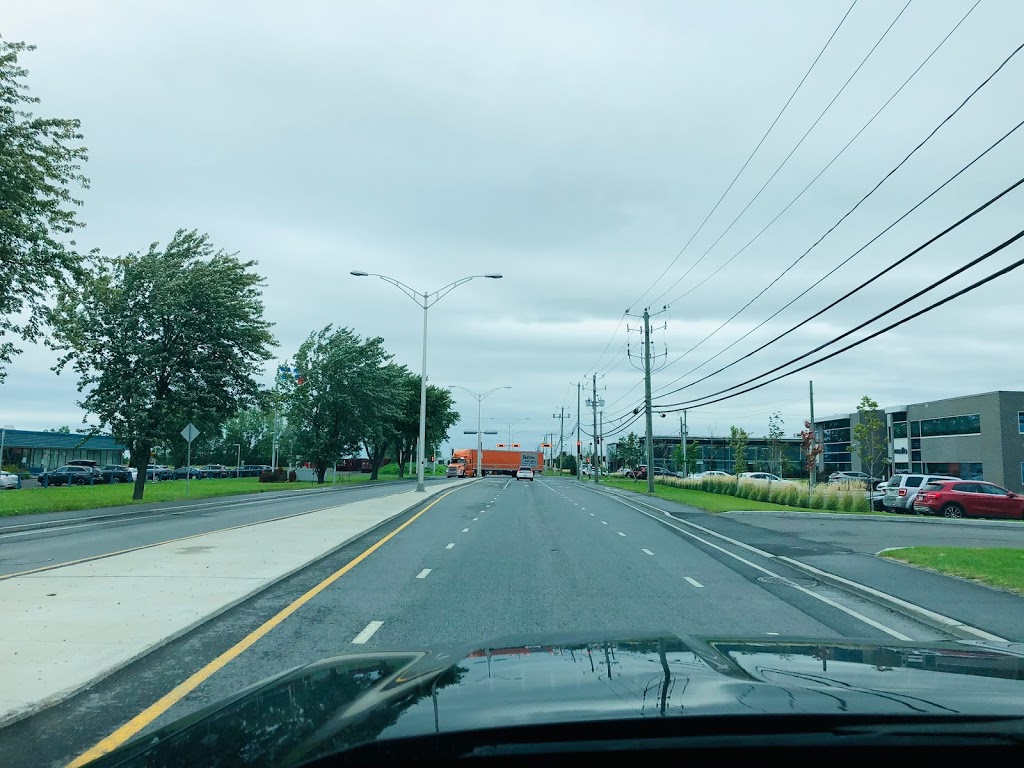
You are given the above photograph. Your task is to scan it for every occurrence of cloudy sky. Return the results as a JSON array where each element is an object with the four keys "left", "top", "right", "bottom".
[{"left": 5, "top": 0, "right": 1024, "bottom": 457}]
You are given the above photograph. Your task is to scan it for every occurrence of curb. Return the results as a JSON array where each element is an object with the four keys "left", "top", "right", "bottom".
[
  {"left": 776, "top": 555, "right": 1007, "bottom": 642},
  {"left": 723, "top": 509, "right": 1024, "bottom": 528},
  {"left": 580, "top": 482, "right": 1009, "bottom": 643},
  {"left": 0, "top": 477, "right": 442, "bottom": 535},
  {"left": 0, "top": 480, "right": 474, "bottom": 730}
]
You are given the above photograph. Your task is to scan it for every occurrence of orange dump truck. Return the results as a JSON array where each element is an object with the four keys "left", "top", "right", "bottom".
[{"left": 447, "top": 449, "right": 543, "bottom": 478}]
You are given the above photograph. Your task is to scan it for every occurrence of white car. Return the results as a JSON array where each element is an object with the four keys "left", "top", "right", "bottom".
[
  {"left": 694, "top": 470, "right": 732, "bottom": 478},
  {"left": 516, "top": 466, "right": 535, "bottom": 481},
  {"left": 0, "top": 470, "right": 21, "bottom": 490},
  {"left": 739, "top": 472, "right": 795, "bottom": 484}
]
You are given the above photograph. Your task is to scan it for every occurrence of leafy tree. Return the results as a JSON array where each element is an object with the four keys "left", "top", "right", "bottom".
[
  {"left": 617, "top": 432, "right": 645, "bottom": 477},
  {"left": 361, "top": 363, "right": 409, "bottom": 480},
  {"left": 43, "top": 426, "right": 71, "bottom": 433},
  {"left": 852, "top": 395, "right": 887, "bottom": 483},
  {"left": 48, "top": 229, "right": 275, "bottom": 499},
  {"left": 765, "top": 411, "right": 785, "bottom": 476},
  {"left": 729, "top": 426, "right": 750, "bottom": 475},
  {"left": 287, "top": 326, "right": 397, "bottom": 484},
  {"left": 391, "top": 374, "right": 459, "bottom": 478},
  {"left": 218, "top": 405, "right": 275, "bottom": 465},
  {"left": 671, "top": 442, "right": 698, "bottom": 476},
  {"left": 0, "top": 40, "right": 90, "bottom": 382}
]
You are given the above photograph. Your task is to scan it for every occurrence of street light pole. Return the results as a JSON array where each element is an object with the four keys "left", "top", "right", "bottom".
[
  {"left": 352, "top": 271, "right": 503, "bottom": 492},
  {"left": 232, "top": 443, "right": 241, "bottom": 478},
  {"left": 453, "top": 385, "right": 510, "bottom": 478}
]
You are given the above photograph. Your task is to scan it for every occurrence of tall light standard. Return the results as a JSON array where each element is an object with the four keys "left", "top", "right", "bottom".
[
  {"left": 453, "top": 385, "right": 510, "bottom": 478},
  {"left": 351, "top": 271, "right": 503, "bottom": 491},
  {"left": 231, "top": 443, "right": 241, "bottom": 478}
]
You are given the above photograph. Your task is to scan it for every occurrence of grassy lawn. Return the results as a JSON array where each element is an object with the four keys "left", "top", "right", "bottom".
[
  {"left": 0, "top": 471, "right": 423, "bottom": 518},
  {"left": 880, "top": 547, "right": 1024, "bottom": 595}
]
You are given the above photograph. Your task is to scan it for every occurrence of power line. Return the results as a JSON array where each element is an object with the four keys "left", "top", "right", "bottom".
[
  {"left": 627, "top": 0, "right": 858, "bottom": 311},
  {"left": 650, "top": 0, "right": 913, "bottom": 307},
  {"left": 651, "top": 119, "right": 1024, "bottom": 400},
  {"left": 649, "top": 35, "right": 1024, "bottom": 386},
  {"left": 656, "top": 0, "right": 983, "bottom": 312},
  {"left": 657, "top": 226, "right": 1024, "bottom": 411}
]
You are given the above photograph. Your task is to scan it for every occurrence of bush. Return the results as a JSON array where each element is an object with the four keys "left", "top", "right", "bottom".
[
  {"left": 288, "top": 470, "right": 297, "bottom": 482},
  {"left": 259, "top": 468, "right": 289, "bottom": 483}
]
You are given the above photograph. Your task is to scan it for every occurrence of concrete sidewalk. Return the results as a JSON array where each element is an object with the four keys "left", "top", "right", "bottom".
[{"left": 0, "top": 479, "right": 472, "bottom": 727}]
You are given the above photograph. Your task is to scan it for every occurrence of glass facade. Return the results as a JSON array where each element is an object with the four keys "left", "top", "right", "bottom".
[
  {"left": 819, "top": 418, "right": 852, "bottom": 473},
  {"left": 919, "top": 413, "right": 980, "bottom": 437},
  {"left": 892, "top": 422, "right": 907, "bottom": 438},
  {"left": 1019, "top": 412, "right": 1024, "bottom": 434},
  {"left": 923, "top": 462, "right": 983, "bottom": 480}
]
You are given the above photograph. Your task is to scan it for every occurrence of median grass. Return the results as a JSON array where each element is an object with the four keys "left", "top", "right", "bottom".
[
  {"left": 880, "top": 547, "right": 1024, "bottom": 595},
  {"left": 0, "top": 471, "right": 420, "bottom": 518},
  {"left": 600, "top": 478, "right": 816, "bottom": 513}
]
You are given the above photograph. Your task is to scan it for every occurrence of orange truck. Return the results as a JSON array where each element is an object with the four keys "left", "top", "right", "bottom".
[{"left": 446, "top": 449, "right": 543, "bottom": 478}]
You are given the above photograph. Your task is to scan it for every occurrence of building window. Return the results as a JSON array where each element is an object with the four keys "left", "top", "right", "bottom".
[
  {"left": 925, "top": 462, "right": 983, "bottom": 480},
  {"left": 919, "top": 413, "right": 980, "bottom": 437},
  {"left": 1019, "top": 412, "right": 1024, "bottom": 434},
  {"left": 892, "top": 422, "right": 907, "bottom": 438},
  {"left": 910, "top": 421, "right": 920, "bottom": 437}
]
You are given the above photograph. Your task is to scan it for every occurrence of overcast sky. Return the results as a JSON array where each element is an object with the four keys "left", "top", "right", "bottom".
[{"left": 5, "top": 0, "right": 1024, "bottom": 458}]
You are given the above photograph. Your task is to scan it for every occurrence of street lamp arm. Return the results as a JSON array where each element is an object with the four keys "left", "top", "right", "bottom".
[{"left": 353, "top": 273, "right": 424, "bottom": 305}]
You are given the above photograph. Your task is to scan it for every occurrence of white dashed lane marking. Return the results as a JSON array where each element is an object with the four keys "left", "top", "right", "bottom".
[
  {"left": 462, "top": 528, "right": 470, "bottom": 533},
  {"left": 446, "top": 543, "right": 455, "bottom": 549},
  {"left": 642, "top": 549, "right": 654, "bottom": 556},
  {"left": 617, "top": 532, "right": 626, "bottom": 537},
  {"left": 352, "top": 621, "right": 384, "bottom": 644},
  {"left": 416, "top": 569, "right": 432, "bottom": 579},
  {"left": 684, "top": 577, "right": 704, "bottom": 588}
]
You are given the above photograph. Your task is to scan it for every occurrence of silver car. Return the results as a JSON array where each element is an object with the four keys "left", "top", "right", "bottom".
[
  {"left": 883, "top": 473, "right": 960, "bottom": 513},
  {"left": 0, "top": 470, "right": 21, "bottom": 490}
]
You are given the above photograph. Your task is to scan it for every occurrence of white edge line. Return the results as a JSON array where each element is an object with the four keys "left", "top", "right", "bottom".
[
  {"left": 415, "top": 568, "right": 431, "bottom": 579},
  {"left": 604, "top": 494, "right": 913, "bottom": 641},
  {"left": 351, "top": 620, "right": 384, "bottom": 644},
  {"left": 778, "top": 556, "right": 1008, "bottom": 642}
]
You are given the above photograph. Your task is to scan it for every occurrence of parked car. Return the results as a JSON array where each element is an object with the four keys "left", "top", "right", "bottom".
[
  {"left": 624, "top": 465, "right": 647, "bottom": 479},
  {"left": 238, "top": 464, "right": 272, "bottom": 478},
  {"left": 146, "top": 464, "right": 173, "bottom": 481},
  {"left": 869, "top": 481, "right": 888, "bottom": 511},
  {"left": 171, "top": 465, "right": 203, "bottom": 480},
  {"left": 98, "top": 465, "right": 133, "bottom": 483},
  {"left": 516, "top": 466, "right": 534, "bottom": 481},
  {"left": 828, "top": 471, "right": 883, "bottom": 488},
  {"left": 694, "top": 470, "right": 733, "bottom": 478},
  {"left": 913, "top": 480, "right": 1024, "bottom": 519},
  {"left": 883, "top": 473, "right": 960, "bottom": 513},
  {"left": 0, "top": 470, "right": 21, "bottom": 490},
  {"left": 580, "top": 465, "right": 593, "bottom": 477},
  {"left": 198, "top": 464, "right": 231, "bottom": 479},
  {"left": 39, "top": 465, "right": 96, "bottom": 486},
  {"left": 740, "top": 472, "right": 795, "bottom": 484},
  {"left": 651, "top": 466, "right": 670, "bottom": 476}
]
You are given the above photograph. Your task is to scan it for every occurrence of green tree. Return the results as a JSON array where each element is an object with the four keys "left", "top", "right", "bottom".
[
  {"left": 390, "top": 374, "right": 459, "bottom": 479},
  {"left": 0, "top": 40, "right": 90, "bottom": 382},
  {"left": 287, "top": 326, "right": 397, "bottom": 484},
  {"left": 765, "top": 411, "right": 785, "bottom": 476},
  {"left": 617, "top": 432, "right": 645, "bottom": 477},
  {"left": 361, "top": 363, "right": 409, "bottom": 480},
  {"left": 218, "top": 405, "right": 275, "bottom": 465},
  {"left": 852, "top": 395, "right": 886, "bottom": 482},
  {"left": 48, "top": 229, "right": 275, "bottom": 499},
  {"left": 43, "top": 426, "right": 72, "bottom": 433},
  {"left": 729, "top": 426, "right": 750, "bottom": 475},
  {"left": 671, "top": 443, "right": 698, "bottom": 476}
]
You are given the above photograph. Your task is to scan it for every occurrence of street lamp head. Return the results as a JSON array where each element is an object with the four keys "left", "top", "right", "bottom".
[
  {"left": 484, "top": 273, "right": 503, "bottom": 279},
  {"left": 350, "top": 270, "right": 369, "bottom": 277}
]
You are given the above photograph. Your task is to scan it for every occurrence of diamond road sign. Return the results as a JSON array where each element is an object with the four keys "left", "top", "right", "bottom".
[{"left": 181, "top": 423, "right": 200, "bottom": 443}]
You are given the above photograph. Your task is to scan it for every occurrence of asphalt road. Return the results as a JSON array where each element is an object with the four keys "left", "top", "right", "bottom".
[
  {"left": 6, "top": 475, "right": 994, "bottom": 767},
  {"left": 0, "top": 476, "right": 449, "bottom": 577}
]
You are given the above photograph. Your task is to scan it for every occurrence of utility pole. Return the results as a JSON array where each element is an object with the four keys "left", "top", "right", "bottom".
[
  {"left": 643, "top": 309, "right": 655, "bottom": 493},
  {"left": 553, "top": 407, "right": 565, "bottom": 471},
  {"left": 809, "top": 380, "right": 817, "bottom": 487},
  {"left": 679, "top": 409, "right": 688, "bottom": 477},
  {"left": 591, "top": 374, "right": 599, "bottom": 484},
  {"left": 599, "top": 410, "right": 604, "bottom": 478},
  {"left": 577, "top": 382, "right": 582, "bottom": 481}
]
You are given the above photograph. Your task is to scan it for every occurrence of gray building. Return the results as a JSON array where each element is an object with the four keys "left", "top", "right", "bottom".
[
  {"left": 0, "top": 429, "right": 128, "bottom": 474},
  {"left": 817, "top": 390, "right": 1024, "bottom": 492}
]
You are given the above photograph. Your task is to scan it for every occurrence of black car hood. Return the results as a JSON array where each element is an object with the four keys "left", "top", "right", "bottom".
[{"left": 88, "top": 631, "right": 1024, "bottom": 767}]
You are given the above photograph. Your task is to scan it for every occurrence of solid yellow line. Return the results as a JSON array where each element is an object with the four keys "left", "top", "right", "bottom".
[{"left": 66, "top": 486, "right": 462, "bottom": 768}]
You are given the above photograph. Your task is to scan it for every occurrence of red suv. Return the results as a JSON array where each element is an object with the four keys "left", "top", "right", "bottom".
[{"left": 913, "top": 480, "right": 1024, "bottom": 519}]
